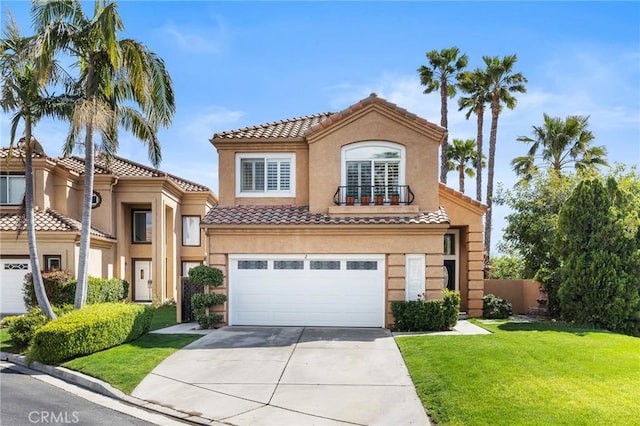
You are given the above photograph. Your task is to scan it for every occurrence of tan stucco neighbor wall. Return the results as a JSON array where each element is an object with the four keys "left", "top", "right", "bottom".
[
  {"left": 484, "top": 279, "right": 542, "bottom": 315},
  {"left": 205, "top": 225, "right": 448, "bottom": 327}
]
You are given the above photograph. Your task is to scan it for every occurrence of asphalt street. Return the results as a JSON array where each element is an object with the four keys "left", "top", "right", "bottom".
[{"left": 0, "top": 363, "right": 178, "bottom": 426}]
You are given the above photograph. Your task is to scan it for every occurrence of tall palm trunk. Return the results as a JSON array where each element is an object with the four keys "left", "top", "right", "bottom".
[
  {"left": 484, "top": 94, "right": 500, "bottom": 258},
  {"left": 74, "top": 119, "right": 95, "bottom": 309},
  {"left": 24, "top": 117, "right": 56, "bottom": 319},
  {"left": 459, "top": 165, "right": 465, "bottom": 193},
  {"left": 440, "top": 80, "right": 448, "bottom": 183},
  {"left": 475, "top": 104, "right": 484, "bottom": 201}
]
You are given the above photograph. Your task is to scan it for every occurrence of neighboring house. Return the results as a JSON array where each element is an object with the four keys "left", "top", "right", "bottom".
[
  {"left": 201, "top": 94, "right": 487, "bottom": 328},
  {"left": 0, "top": 147, "right": 216, "bottom": 315}
]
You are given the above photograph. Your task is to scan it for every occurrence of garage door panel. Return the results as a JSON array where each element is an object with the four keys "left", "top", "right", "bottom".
[
  {"left": 1, "top": 258, "right": 30, "bottom": 315},
  {"left": 230, "top": 255, "right": 384, "bottom": 327}
]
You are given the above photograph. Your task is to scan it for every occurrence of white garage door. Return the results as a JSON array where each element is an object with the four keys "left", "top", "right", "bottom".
[
  {"left": 1, "top": 258, "right": 30, "bottom": 315},
  {"left": 229, "top": 255, "right": 385, "bottom": 327}
]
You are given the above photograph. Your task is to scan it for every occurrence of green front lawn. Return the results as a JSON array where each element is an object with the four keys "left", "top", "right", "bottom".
[
  {"left": 149, "top": 305, "right": 178, "bottom": 331},
  {"left": 63, "top": 333, "right": 200, "bottom": 394},
  {"left": 396, "top": 320, "right": 640, "bottom": 426}
]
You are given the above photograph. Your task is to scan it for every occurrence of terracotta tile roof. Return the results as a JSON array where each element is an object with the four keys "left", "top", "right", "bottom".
[
  {"left": 211, "top": 94, "right": 444, "bottom": 142},
  {"left": 0, "top": 208, "right": 115, "bottom": 239},
  {"left": 0, "top": 147, "right": 47, "bottom": 159},
  {"left": 213, "top": 112, "right": 334, "bottom": 140},
  {"left": 57, "top": 155, "right": 211, "bottom": 192},
  {"left": 202, "top": 205, "right": 450, "bottom": 226}
]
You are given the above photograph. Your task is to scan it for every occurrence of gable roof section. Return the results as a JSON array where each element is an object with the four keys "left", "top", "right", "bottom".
[
  {"left": 202, "top": 204, "right": 450, "bottom": 226},
  {"left": 0, "top": 208, "right": 114, "bottom": 239},
  {"left": 57, "top": 155, "right": 211, "bottom": 192},
  {"left": 210, "top": 94, "right": 445, "bottom": 143},
  {"left": 438, "top": 183, "right": 488, "bottom": 215},
  {"left": 306, "top": 93, "right": 444, "bottom": 140}
]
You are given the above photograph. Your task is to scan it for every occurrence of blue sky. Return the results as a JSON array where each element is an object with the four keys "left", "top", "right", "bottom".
[{"left": 2, "top": 1, "right": 639, "bottom": 253}]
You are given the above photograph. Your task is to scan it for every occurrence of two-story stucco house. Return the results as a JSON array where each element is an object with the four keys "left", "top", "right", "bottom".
[
  {"left": 201, "top": 94, "right": 487, "bottom": 328},
  {"left": 0, "top": 147, "right": 216, "bottom": 315}
]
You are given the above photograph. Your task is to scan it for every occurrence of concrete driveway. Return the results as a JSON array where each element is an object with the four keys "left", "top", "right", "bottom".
[{"left": 132, "top": 327, "right": 430, "bottom": 425}]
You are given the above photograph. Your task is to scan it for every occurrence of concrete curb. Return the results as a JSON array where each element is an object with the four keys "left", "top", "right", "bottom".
[{"left": 0, "top": 351, "right": 215, "bottom": 425}]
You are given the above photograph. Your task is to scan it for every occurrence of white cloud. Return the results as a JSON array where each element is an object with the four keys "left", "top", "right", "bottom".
[
  {"left": 158, "top": 16, "right": 228, "bottom": 55},
  {"left": 182, "top": 106, "right": 245, "bottom": 143}
]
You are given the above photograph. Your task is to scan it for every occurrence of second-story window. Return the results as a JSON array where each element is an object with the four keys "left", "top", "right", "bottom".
[
  {"left": 133, "top": 210, "right": 152, "bottom": 243},
  {"left": 342, "top": 142, "right": 405, "bottom": 200},
  {"left": 0, "top": 174, "right": 26, "bottom": 205},
  {"left": 236, "top": 153, "right": 295, "bottom": 197}
]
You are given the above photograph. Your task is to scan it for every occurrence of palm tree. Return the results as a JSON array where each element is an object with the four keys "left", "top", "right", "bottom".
[
  {"left": 31, "top": 0, "right": 175, "bottom": 308},
  {"left": 512, "top": 113, "right": 609, "bottom": 183},
  {"left": 483, "top": 55, "right": 527, "bottom": 258},
  {"left": 418, "top": 47, "right": 468, "bottom": 183},
  {"left": 0, "top": 15, "right": 71, "bottom": 319},
  {"left": 446, "top": 138, "right": 485, "bottom": 193},
  {"left": 458, "top": 68, "right": 491, "bottom": 201}
]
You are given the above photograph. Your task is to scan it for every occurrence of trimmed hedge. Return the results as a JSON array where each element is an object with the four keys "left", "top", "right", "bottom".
[
  {"left": 30, "top": 303, "right": 154, "bottom": 364},
  {"left": 23, "top": 272, "right": 129, "bottom": 308},
  {"left": 6, "top": 305, "right": 74, "bottom": 348},
  {"left": 391, "top": 290, "right": 460, "bottom": 332}
]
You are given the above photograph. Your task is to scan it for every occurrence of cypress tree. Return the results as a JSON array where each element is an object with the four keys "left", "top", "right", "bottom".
[{"left": 556, "top": 178, "right": 640, "bottom": 334}]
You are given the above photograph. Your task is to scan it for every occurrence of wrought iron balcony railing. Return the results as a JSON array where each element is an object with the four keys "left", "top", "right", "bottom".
[{"left": 332, "top": 185, "right": 415, "bottom": 206}]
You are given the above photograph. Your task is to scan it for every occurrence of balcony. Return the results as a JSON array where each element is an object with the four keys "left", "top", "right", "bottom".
[{"left": 333, "top": 185, "right": 415, "bottom": 206}]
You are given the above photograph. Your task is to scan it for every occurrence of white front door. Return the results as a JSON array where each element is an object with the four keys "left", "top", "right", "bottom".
[
  {"left": 0, "top": 258, "right": 30, "bottom": 314},
  {"left": 229, "top": 254, "right": 385, "bottom": 327},
  {"left": 134, "top": 260, "right": 152, "bottom": 302}
]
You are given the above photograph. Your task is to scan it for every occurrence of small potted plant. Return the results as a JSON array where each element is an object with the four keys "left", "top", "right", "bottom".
[
  {"left": 374, "top": 187, "right": 385, "bottom": 205},
  {"left": 360, "top": 187, "right": 371, "bottom": 206},
  {"left": 390, "top": 190, "right": 400, "bottom": 205}
]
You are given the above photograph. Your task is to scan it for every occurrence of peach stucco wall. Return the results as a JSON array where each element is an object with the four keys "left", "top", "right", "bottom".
[
  {"left": 484, "top": 279, "right": 542, "bottom": 315},
  {"left": 205, "top": 225, "right": 448, "bottom": 327},
  {"left": 307, "top": 108, "right": 440, "bottom": 213}
]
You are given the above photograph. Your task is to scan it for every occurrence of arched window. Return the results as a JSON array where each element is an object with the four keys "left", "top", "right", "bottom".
[{"left": 341, "top": 142, "right": 405, "bottom": 201}]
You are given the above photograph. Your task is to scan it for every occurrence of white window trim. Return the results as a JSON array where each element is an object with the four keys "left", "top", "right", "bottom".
[
  {"left": 235, "top": 153, "right": 296, "bottom": 198},
  {"left": 340, "top": 141, "right": 406, "bottom": 187},
  {"left": 405, "top": 254, "right": 425, "bottom": 301},
  {"left": 182, "top": 216, "right": 201, "bottom": 246},
  {"left": 444, "top": 229, "right": 460, "bottom": 291},
  {"left": 0, "top": 174, "right": 26, "bottom": 205}
]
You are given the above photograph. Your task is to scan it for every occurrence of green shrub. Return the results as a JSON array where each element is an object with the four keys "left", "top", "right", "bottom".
[
  {"left": 191, "top": 293, "right": 227, "bottom": 329},
  {"left": 188, "top": 265, "right": 224, "bottom": 287},
  {"left": 482, "top": 294, "right": 513, "bottom": 319},
  {"left": 7, "top": 305, "right": 73, "bottom": 348},
  {"left": 23, "top": 271, "right": 75, "bottom": 308},
  {"left": 1, "top": 315, "right": 20, "bottom": 329},
  {"left": 30, "top": 303, "right": 154, "bottom": 364},
  {"left": 23, "top": 273, "right": 129, "bottom": 308},
  {"left": 391, "top": 290, "right": 460, "bottom": 332}
]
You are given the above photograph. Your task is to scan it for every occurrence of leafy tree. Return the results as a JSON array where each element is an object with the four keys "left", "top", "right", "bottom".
[
  {"left": 0, "top": 14, "right": 72, "bottom": 319},
  {"left": 556, "top": 178, "right": 640, "bottom": 335},
  {"left": 483, "top": 54, "right": 527, "bottom": 258},
  {"left": 513, "top": 113, "right": 609, "bottom": 183},
  {"left": 417, "top": 47, "right": 468, "bottom": 184},
  {"left": 496, "top": 170, "right": 579, "bottom": 314},
  {"left": 31, "top": 0, "right": 175, "bottom": 308},
  {"left": 446, "top": 138, "right": 485, "bottom": 193},
  {"left": 488, "top": 249, "right": 525, "bottom": 280},
  {"left": 458, "top": 68, "right": 491, "bottom": 201}
]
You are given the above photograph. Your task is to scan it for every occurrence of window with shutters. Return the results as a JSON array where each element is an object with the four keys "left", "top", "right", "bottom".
[
  {"left": 236, "top": 153, "right": 295, "bottom": 197},
  {"left": 342, "top": 142, "right": 405, "bottom": 200}
]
